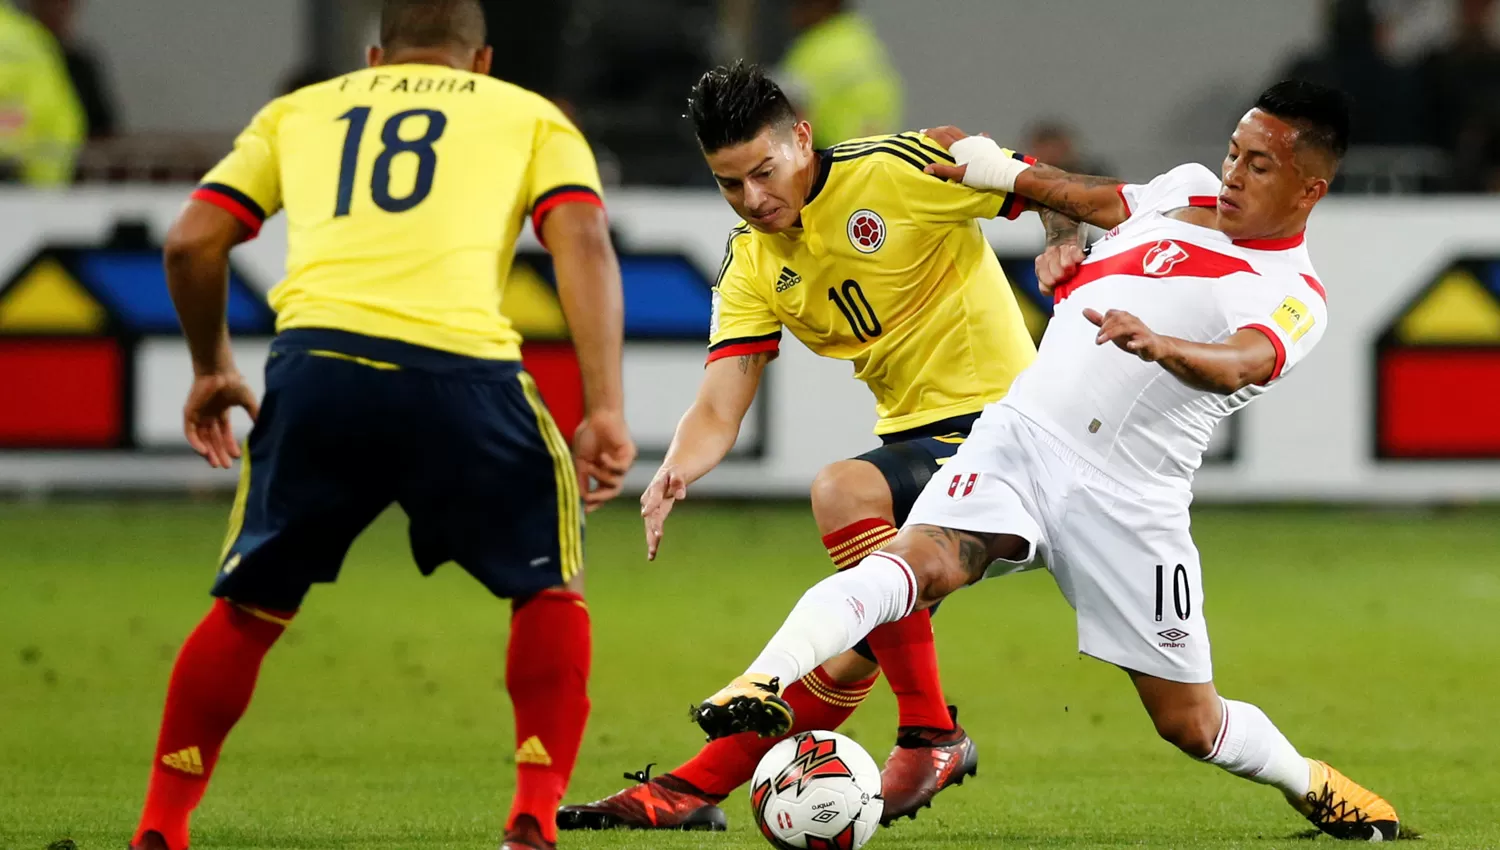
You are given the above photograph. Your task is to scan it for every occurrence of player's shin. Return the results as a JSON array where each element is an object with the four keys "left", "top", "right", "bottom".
[
  {"left": 506, "top": 589, "right": 591, "bottom": 845},
  {"left": 825, "top": 519, "right": 954, "bottom": 731},
  {"left": 746, "top": 553, "right": 917, "bottom": 685},
  {"left": 1203, "top": 697, "right": 1311, "bottom": 797},
  {"left": 135, "top": 599, "right": 292, "bottom": 850}
]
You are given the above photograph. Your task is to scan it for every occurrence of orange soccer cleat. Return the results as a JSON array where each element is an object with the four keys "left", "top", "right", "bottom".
[{"left": 1287, "top": 759, "right": 1399, "bottom": 841}]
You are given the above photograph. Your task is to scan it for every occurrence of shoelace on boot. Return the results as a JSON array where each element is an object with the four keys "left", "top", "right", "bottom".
[{"left": 1305, "top": 782, "right": 1372, "bottom": 825}]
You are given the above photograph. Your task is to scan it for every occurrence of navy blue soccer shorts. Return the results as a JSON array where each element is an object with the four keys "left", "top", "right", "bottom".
[
  {"left": 857, "top": 412, "right": 981, "bottom": 526},
  {"left": 212, "top": 329, "right": 582, "bottom": 611},
  {"left": 848, "top": 411, "right": 980, "bottom": 660}
]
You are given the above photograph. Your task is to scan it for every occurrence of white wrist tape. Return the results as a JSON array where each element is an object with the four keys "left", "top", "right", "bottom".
[{"left": 949, "top": 136, "right": 1032, "bottom": 193}]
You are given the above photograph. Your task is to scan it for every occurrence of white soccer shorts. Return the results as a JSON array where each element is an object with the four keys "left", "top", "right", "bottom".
[{"left": 906, "top": 403, "right": 1212, "bottom": 683}]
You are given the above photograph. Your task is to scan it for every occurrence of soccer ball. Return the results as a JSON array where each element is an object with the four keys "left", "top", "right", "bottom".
[{"left": 749, "top": 730, "right": 883, "bottom": 850}]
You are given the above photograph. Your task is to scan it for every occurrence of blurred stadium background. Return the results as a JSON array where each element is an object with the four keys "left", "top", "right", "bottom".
[{"left": 4, "top": 1, "right": 1500, "bottom": 848}]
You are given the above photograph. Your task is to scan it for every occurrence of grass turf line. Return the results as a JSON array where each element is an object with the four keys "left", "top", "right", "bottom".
[{"left": 3, "top": 501, "right": 1498, "bottom": 848}]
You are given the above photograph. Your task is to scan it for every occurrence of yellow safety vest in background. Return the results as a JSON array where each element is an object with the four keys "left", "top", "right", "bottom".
[
  {"left": 0, "top": 1, "right": 83, "bottom": 186},
  {"left": 779, "top": 11, "right": 903, "bottom": 150}
]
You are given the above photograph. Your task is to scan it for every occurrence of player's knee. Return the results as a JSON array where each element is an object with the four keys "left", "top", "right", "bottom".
[
  {"left": 885, "top": 527, "right": 966, "bottom": 609},
  {"left": 809, "top": 460, "right": 892, "bottom": 533},
  {"left": 1149, "top": 704, "right": 1220, "bottom": 758}
]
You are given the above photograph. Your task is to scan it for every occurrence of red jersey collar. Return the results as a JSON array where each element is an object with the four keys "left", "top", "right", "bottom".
[
  {"left": 1182, "top": 197, "right": 1305, "bottom": 250},
  {"left": 1232, "top": 231, "right": 1305, "bottom": 251}
]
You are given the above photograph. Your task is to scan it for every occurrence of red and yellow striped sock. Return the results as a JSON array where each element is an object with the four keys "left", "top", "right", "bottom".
[
  {"left": 669, "top": 668, "right": 877, "bottom": 799},
  {"left": 823, "top": 517, "right": 899, "bottom": 570},
  {"left": 823, "top": 518, "right": 954, "bottom": 731}
]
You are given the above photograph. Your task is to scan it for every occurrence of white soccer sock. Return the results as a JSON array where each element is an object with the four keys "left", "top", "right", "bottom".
[
  {"left": 1204, "top": 697, "right": 1312, "bottom": 797},
  {"left": 746, "top": 553, "right": 916, "bottom": 685}
]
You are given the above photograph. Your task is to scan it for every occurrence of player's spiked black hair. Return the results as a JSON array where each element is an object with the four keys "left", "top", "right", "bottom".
[
  {"left": 687, "top": 61, "right": 798, "bottom": 153},
  {"left": 380, "top": 0, "right": 486, "bottom": 51},
  {"left": 1254, "top": 80, "right": 1353, "bottom": 165}
]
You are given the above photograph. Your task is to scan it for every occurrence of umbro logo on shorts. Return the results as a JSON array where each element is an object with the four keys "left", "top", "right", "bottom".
[
  {"left": 1157, "top": 628, "right": 1190, "bottom": 648},
  {"left": 947, "top": 473, "right": 978, "bottom": 500}
]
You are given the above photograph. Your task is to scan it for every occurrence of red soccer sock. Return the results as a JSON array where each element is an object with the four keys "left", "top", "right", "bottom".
[
  {"left": 864, "top": 607, "right": 952, "bottom": 730},
  {"left": 669, "top": 667, "right": 876, "bottom": 799},
  {"left": 506, "top": 589, "right": 591, "bottom": 846},
  {"left": 134, "top": 599, "right": 292, "bottom": 850},
  {"left": 824, "top": 518, "right": 954, "bottom": 732}
]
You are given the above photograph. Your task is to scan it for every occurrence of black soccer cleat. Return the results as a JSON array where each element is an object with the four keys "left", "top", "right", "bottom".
[{"left": 693, "top": 674, "right": 794, "bottom": 740}]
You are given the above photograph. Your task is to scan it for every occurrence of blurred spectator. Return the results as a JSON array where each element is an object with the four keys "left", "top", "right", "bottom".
[
  {"left": 1023, "top": 120, "right": 1112, "bottom": 177},
  {"left": 0, "top": 0, "right": 82, "bottom": 185},
  {"left": 1278, "top": 0, "right": 1427, "bottom": 146},
  {"left": 777, "top": 0, "right": 902, "bottom": 147},
  {"left": 1421, "top": 0, "right": 1500, "bottom": 191},
  {"left": 27, "top": 0, "right": 113, "bottom": 138}
]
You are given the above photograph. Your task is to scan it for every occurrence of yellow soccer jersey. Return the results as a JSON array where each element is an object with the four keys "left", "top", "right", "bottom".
[
  {"left": 193, "top": 65, "right": 604, "bottom": 360},
  {"left": 708, "top": 132, "right": 1038, "bottom": 435}
]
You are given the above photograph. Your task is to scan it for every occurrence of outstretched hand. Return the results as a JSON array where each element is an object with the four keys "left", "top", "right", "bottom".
[
  {"left": 1083, "top": 308, "right": 1174, "bottom": 362},
  {"left": 640, "top": 465, "right": 689, "bottom": 561}
]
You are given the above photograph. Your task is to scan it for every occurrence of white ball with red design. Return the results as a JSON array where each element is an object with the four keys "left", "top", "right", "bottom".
[{"left": 749, "top": 730, "right": 883, "bottom": 850}]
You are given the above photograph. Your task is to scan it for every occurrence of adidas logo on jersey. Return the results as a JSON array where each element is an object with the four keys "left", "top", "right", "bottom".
[
  {"left": 161, "top": 746, "right": 204, "bottom": 775},
  {"left": 775, "top": 266, "right": 802, "bottom": 292},
  {"left": 516, "top": 735, "right": 553, "bottom": 766}
]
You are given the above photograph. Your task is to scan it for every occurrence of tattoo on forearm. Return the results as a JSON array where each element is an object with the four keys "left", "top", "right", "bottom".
[
  {"left": 1026, "top": 164, "right": 1125, "bottom": 225},
  {"left": 1040, "top": 207, "right": 1082, "bottom": 249}
]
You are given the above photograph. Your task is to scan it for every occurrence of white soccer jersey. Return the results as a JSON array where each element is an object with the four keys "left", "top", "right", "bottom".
[{"left": 1002, "top": 163, "right": 1329, "bottom": 490}]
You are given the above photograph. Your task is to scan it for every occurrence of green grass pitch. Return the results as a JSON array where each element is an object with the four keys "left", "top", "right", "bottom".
[{"left": 4, "top": 500, "right": 1500, "bottom": 849}]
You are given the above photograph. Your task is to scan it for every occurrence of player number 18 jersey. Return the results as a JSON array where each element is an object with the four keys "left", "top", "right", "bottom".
[{"left": 192, "top": 64, "right": 604, "bottom": 360}]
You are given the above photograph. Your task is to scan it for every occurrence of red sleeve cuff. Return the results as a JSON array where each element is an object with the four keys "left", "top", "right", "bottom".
[
  {"left": 191, "top": 183, "right": 266, "bottom": 240},
  {"left": 1241, "top": 323, "right": 1287, "bottom": 384},
  {"left": 531, "top": 184, "right": 604, "bottom": 241},
  {"left": 706, "top": 334, "right": 781, "bottom": 364},
  {"left": 1116, "top": 184, "right": 1132, "bottom": 218}
]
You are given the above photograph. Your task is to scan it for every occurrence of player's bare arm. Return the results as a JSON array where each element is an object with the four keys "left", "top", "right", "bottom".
[
  {"left": 1012, "top": 165, "right": 1129, "bottom": 231},
  {"left": 642, "top": 351, "right": 770, "bottom": 559},
  {"left": 921, "top": 125, "right": 1096, "bottom": 293},
  {"left": 921, "top": 125, "right": 1128, "bottom": 230},
  {"left": 1034, "top": 204, "right": 1087, "bottom": 296},
  {"left": 164, "top": 199, "right": 261, "bottom": 469},
  {"left": 1084, "top": 307, "right": 1279, "bottom": 393},
  {"left": 543, "top": 201, "right": 637, "bottom": 511}
]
